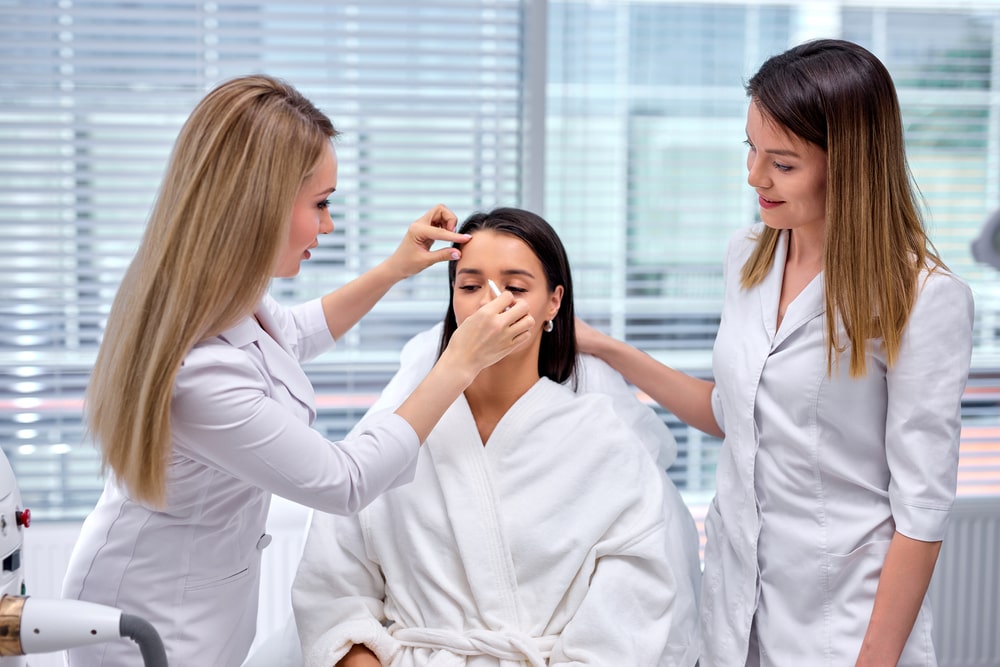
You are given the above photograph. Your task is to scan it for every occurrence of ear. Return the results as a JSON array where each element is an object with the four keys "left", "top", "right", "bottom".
[{"left": 547, "top": 284, "right": 564, "bottom": 322}]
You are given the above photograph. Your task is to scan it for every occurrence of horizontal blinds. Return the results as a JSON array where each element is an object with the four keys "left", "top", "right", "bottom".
[
  {"left": 546, "top": 1, "right": 796, "bottom": 502},
  {"left": 0, "top": 0, "right": 524, "bottom": 519},
  {"left": 547, "top": 1, "right": 1000, "bottom": 503},
  {"left": 3, "top": 1, "right": 1000, "bottom": 520}
]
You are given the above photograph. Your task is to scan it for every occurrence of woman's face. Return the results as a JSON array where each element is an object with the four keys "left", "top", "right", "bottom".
[
  {"left": 745, "top": 102, "right": 827, "bottom": 235},
  {"left": 452, "top": 229, "right": 563, "bottom": 349},
  {"left": 275, "top": 142, "right": 338, "bottom": 278}
]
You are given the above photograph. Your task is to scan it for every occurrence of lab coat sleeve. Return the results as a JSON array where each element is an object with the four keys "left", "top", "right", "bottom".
[
  {"left": 710, "top": 385, "right": 725, "bottom": 436},
  {"left": 172, "top": 350, "right": 419, "bottom": 514},
  {"left": 292, "top": 510, "right": 398, "bottom": 667},
  {"left": 263, "top": 294, "right": 338, "bottom": 363},
  {"left": 884, "top": 269, "right": 974, "bottom": 542},
  {"left": 707, "top": 225, "right": 751, "bottom": 438},
  {"left": 547, "top": 459, "right": 677, "bottom": 666}
]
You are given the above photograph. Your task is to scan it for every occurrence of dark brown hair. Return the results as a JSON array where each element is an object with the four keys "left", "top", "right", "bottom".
[
  {"left": 741, "top": 39, "right": 942, "bottom": 376},
  {"left": 437, "top": 207, "right": 577, "bottom": 386}
]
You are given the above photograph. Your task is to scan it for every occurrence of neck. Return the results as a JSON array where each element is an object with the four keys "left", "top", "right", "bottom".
[
  {"left": 786, "top": 227, "right": 824, "bottom": 272},
  {"left": 463, "top": 346, "right": 540, "bottom": 442}
]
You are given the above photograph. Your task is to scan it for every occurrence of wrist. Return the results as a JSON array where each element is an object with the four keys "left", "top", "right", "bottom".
[
  {"left": 436, "top": 347, "right": 480, "bottom": 390},
  {"left": 337, "top": 644, "right": 380, "bottom": 667},
  {"left": 379, "top": 253, "right": 412, "bottom": 283},
  {"left": 588, "top": 331, "right": 623, "bottom": 362}
]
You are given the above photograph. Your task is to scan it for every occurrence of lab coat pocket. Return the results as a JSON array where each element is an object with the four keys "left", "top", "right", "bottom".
[
  {"left": 826, "top": 540, "right": 891, "bottom": 644},
  {"left": 184, "top": 565, "right": 251, "bottom": 592}
]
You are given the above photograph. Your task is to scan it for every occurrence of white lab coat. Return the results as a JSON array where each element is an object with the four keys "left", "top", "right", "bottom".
[
  {"left": 62, "top": 294, "right": 420, "bottom": 667},
  {"left": 294, "top": 376, "right": 681, "bottom": 666},
  {"left": 700, "top": 224, "right": 974, "bottom": 666}
]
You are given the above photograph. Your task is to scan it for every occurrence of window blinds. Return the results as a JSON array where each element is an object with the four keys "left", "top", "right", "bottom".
[
  {"left": 545, "top": 1, "right": 1000, "bottom": 503},
  {"left": 0, "top": 0, "right": 524, "bottom": 519},
  {"left": 2, "top": 0, "right": 999, "bottom": 520}
]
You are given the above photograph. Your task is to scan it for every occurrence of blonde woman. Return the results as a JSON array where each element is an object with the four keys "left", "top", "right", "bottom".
[
  {"left": 62, "top": 75, "right": 532, "bottom": 667},
  {"left": 578, "top": 40, "right": 974, "bottom": 666}
]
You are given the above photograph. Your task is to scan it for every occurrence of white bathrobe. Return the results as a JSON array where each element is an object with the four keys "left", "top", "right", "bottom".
[{"left": 292, "top": 331, "right": 696, "bottom": 666}]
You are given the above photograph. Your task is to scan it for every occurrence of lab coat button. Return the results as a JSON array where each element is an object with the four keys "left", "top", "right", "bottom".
[{"left": 256, "top": 533, "right": 272, "bottom": 550}]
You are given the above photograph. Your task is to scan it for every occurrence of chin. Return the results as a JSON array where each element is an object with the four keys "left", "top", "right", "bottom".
[
  {"left": 759, "top": 214, "right": 791, "bottom": 231},
  {"left": 273, "top": 264, "right": 301, "bottom": 279}
]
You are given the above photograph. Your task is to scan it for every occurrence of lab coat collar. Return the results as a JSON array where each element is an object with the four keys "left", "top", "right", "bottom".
[
  {"left": 216, "top": 301, "right": 318, "bottom": 420},
  {"left": 215, "top": 299, "right": 294, "bottom": 356},
  {"left": 760, "top": 230, "right": 825, "bottom": 348},
  {"left": 217, "top": 316, "right": 260, "bottom": 349}
]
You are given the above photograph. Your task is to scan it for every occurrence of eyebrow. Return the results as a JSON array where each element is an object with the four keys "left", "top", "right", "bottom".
[
  {"left": 456, "top": 267, "right": 537, "bottom": 280},
  {"left": 314, "top": 186, "right": 336, "bottom": 197},
  {"left": 746, "top": 133, "right": 802, "bottom": 159},
  {"left": 762, "top": 148, "right": 801, "bottom": 158}
]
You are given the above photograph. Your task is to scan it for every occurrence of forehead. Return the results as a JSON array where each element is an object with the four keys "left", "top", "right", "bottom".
[
  {"left": 746, "top": 102, "right": 818, "bottom": 153},
  {"left": 302, "top": 142, "right": 338, "bottom": 187},
  {"left": 458, "top": 229, "right": 538, "bottom": 264}
]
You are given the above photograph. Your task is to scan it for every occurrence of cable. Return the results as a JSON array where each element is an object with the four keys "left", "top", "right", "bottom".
[{"left": 119, "top": 613, "right": 168, "bottom": 667}]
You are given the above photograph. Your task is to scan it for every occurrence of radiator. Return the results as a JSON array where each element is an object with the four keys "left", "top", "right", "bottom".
[
  {"left": 929, "top": 496, "right": 1000, "bottom": 667},
  {"left": 15, "top": 498, "right": 1000, "bottom": 667}
]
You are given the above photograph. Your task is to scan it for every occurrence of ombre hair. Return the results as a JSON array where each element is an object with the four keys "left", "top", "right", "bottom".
[
  {"left": 437, "top": 207, "right": 577, "bottom": 387},
  {"left": 740, "top": 39, "right": 943, "bottom": 377},
  {"left": 86, "top": 75, "right": 338, "bottom": 506}
]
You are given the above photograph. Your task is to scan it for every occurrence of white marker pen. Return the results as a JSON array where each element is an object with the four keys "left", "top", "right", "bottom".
[{"left": 488, "top": 279, "right": 511, "bottom": 311}]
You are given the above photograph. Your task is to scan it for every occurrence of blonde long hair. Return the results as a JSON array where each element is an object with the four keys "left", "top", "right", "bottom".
[
  {"left": 87, "top": 75, "right": 338, "bottom": 505},
  {"left": 740, "top": 39, "right": 943, "bottom": 377}
]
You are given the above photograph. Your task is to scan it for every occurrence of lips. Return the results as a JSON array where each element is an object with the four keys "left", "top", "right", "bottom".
[{"left": 758, "top": 194, "right": 783, "bottom": 210}]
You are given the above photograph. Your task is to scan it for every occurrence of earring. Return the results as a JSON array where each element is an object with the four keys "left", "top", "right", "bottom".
[{"left": 543, "top": 319, "right": 554, "bottom": 332}]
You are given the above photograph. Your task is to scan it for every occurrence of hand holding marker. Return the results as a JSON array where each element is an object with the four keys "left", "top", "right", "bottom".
[{"left": 488, "top": 279, "right": 510, "bottom": 311}]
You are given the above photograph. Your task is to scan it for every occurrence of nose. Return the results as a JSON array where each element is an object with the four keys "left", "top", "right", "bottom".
[
  {"left": 746, "top": 151, "right": 770, "bottom": 190},
  {"left": 480, "top": 283, "right": 498, "bottom": 307},
  {"left": 320, "top": 210, "right": 334, "bottom": 235}
]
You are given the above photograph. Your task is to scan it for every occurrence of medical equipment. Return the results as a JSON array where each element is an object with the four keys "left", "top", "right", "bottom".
[
  {"left": 0, "top": 450, "right": 167, "bottom": 666},
  {"left": 971, "top": 208, "right": 1000, "bottom": 269}
]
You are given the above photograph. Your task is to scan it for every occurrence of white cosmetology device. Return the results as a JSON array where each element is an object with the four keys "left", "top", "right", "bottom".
[{"left": 0, "top": 450, "right": 167, "bottom": 666}]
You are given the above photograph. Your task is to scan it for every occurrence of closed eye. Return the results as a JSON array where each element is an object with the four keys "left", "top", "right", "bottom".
[{"left": 458, "top": 284, "right": 527, "bottom": 293}]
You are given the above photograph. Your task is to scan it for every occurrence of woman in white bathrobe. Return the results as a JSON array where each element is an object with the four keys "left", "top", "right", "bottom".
[
  {"left": 576, "top": 40, "right": 974, "bottom": 666},
  {"left": 292, "top": 207, "right": 700, "bottom": 666}
]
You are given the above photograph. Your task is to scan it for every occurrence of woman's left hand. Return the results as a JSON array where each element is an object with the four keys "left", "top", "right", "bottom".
[{"left": 386, "top": 204, "right": 470, "bottom": 278}]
